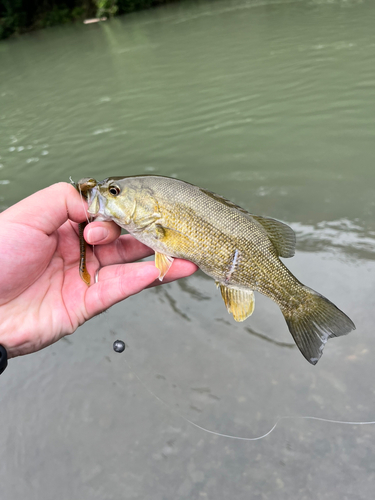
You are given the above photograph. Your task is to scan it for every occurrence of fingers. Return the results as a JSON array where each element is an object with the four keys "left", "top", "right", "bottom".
[
  {"left": 97, "top": 257, "right": 198, "bottom": 284},
  {"left": 86, "top": 231, "right": 155, "bottom": 266},
  {"left": 2, "top": 182, "right": 88, "bottom": 234},
  {"left": 84, "top": 220, "right": 197, "bottom": 275},
  {"left": 84, "top": 259, "right": 198, "bottom": 318},
  {"left": 148, "top": 258, "right": 198, "bottom": 286},
  {"left": 84, "top": 220, "right": 121, "bottom": 245},
  {"left": 85, "top": 262, "right": 160, "bottom": 318}
]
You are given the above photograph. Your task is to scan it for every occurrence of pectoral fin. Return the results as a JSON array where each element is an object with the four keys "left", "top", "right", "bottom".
[
  {"left": 218, "top": 284, "right": 255, "bottom": 322},
  {"left": 135, "top": 214, "right": 162, "bottom": 230},
  {"left": 155, "top": 252, "right": 174, "bottom": 281}
]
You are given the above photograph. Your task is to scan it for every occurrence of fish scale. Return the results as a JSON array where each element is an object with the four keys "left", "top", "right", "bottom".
[{"left": 77, "top": 175, "right": 355, "bottom": 365}]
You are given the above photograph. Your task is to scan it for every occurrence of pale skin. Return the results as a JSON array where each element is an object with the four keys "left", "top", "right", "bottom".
[{"left": 0, "top": 182, "right": 198, "bottom": 359}]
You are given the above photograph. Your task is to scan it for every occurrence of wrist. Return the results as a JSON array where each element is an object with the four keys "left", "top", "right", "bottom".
[
  {"left": 0, "top": 320, "right": 32, "bottom": 359},
  {"left": 0, "top": 345, "right": 8, "bottom": 374}
]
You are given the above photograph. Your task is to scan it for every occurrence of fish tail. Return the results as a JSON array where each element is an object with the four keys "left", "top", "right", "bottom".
[{"left": 281, "top": 286, "right": 355, "bottom": 365}]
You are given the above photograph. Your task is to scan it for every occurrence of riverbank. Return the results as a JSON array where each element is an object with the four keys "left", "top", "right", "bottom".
[{"left": 0, "top": 0, "right": 179, "bottom": 40}]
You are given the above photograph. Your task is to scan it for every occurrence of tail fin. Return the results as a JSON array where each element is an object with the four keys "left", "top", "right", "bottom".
[{"left": 282, "top": 287, "right": 355, "bottom": 365}]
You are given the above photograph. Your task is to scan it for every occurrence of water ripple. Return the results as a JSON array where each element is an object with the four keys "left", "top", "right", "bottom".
[{"left": 293, "top": 219, "right": 375, "bottom": 260}]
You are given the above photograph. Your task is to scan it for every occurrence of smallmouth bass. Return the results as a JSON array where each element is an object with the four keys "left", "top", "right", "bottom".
[{"left": 77, "top": 175, "right": 355, "bottom": 365}]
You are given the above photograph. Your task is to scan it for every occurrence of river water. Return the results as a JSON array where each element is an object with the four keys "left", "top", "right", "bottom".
[{"left": 1, "top": 1, "right": 375, "bottom": 498}]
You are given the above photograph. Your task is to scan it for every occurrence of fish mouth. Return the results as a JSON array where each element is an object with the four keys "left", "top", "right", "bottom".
[{"left": 87, "top": 187, "right": 112, "bottom": 222}]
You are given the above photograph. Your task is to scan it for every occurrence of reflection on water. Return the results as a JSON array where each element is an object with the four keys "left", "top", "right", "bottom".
[
  {"left": 294, "top": 218, "right": 375, "bottom": 261},
  {"left": 244, "top": 326, "right": 296, "bottom": 349},
  {"left": 177, "top": 276, "right": 211, "bottom": 300},
  {"left": 1, "top": 0, "right": 375, "bottom": 499},
  {"left": 155, "top": 286, "right": 191, "bottom": 322}
]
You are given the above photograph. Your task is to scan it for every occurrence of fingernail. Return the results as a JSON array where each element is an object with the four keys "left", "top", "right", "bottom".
[{"left": 87, "top": 227, "right": 109, "bottom": 244}]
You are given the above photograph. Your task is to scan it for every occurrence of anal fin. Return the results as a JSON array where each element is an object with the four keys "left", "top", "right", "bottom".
[
  {"left": 218, "top": 284, "right": 255, "bottom": 322},
  {"left": 155, "top": 252, "right": 174, "bottom": 281}
]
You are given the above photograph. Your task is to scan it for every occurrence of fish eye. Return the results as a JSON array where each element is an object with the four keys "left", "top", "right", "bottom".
[{"left": 109, "top": 185, "right": 120, "bottom": 196}]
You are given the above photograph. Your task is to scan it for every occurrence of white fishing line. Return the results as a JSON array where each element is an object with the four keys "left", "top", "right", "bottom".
[{"left": 124, "top": 359, "right": 375, "bottom": 441}]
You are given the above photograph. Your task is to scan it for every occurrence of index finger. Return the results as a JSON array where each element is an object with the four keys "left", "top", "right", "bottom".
[
  {"left": 86, "top": 233, "right": 154, "bottom": 266},
  {"left": 1, "top": 182, "right": 87, "bottom": 234}
]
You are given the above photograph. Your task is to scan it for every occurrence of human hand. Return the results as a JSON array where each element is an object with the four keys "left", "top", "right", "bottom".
[{"left": 0, "top": 183, "right": 198, "bottom": 358}]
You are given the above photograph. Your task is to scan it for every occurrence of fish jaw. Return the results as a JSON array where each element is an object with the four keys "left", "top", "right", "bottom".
[
  {"left": 86, "top": 185, "right": 126, "bottom": 223},
  {"left": 87, "top": 187, "right": 109, "bottom": 221}
]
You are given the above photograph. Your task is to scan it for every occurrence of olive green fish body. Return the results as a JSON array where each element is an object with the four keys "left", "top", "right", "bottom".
[{"left": 79, "top": 175, "right": 355, "bottom": 365}]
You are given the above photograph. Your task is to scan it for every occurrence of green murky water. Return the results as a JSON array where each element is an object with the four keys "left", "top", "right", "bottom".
[{"left": 1, "top": 1, "right": 375, "bottom": 498}]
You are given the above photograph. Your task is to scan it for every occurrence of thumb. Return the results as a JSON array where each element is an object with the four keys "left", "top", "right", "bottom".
[
  {"left": 1, "top": 182, "right": 88, "bottom": 234},
  {"left": 84, "top": 262, "right": 160, "bottom": 318}
]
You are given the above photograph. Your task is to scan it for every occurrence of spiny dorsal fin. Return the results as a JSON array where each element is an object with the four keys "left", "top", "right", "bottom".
[
  {"left": 200, "top": 188, "right": 249, "bottom": 213},
  {"left": 251, "top": 215, "right": 296, "bottom": 258},
  {"left": 217, "top": 283, "right": 255, "bottom": 322},
  {"left": 200, "top": 188, "right": 296, "bottom": 258}
]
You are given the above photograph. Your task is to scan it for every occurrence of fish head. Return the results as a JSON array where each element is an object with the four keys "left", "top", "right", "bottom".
[{"left": 77, "top": 177, "right": 142, "bottom": 225}]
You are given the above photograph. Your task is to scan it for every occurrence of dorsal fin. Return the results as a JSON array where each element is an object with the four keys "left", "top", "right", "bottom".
[
  {"left": 200, "top": 188, "right": 249, "bottom": 213},
  {"left": 251, "top": 215, "right": 296, "bottom": 258},
  {"left": 200, "top": 188, "right": 296, "bottom": 258}
]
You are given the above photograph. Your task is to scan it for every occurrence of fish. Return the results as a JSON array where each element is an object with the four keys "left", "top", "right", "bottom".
[{"left": 77, "top": 175, "right": 355, "bottom": 365}]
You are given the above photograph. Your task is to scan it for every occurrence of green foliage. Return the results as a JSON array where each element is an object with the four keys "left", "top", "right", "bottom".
[
  {"left": 0, "top": 1, "right": 92, "bottom": 39},
  {"left": 0, "top": 0, "right": 180, "bottom": 40},
  {"left": 0, "top": 16, "right": 15, "bottom": 40},
  {"left": 116, "top": 0, "right": 168, "bottom": 14},
  {"left": 94, "top": 0, "right": 118, "bottom": 17},
  {"left": 71, "top": 5, "right": 86, "bottom": 19},
  {"left": 0, "top": 0, "right": 25, "bottom": 39},
  {"left": 117, "top": 0, "right": 150, "bottom": 14},
  {"left": 38, "top": 7, "right": 72, "bottom": 28}
]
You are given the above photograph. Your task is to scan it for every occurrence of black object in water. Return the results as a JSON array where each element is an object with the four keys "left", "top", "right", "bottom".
[{"left": 113, "top": 340, "right": 126, "bottom": 353}]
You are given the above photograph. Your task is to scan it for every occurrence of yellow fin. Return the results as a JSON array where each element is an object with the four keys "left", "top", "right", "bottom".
[
  {"left": 219, "top": 285, "right": 255, "bottom": 322},
  {"left": 155, "top": 252, "right": 174, "bottom": 281}
]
